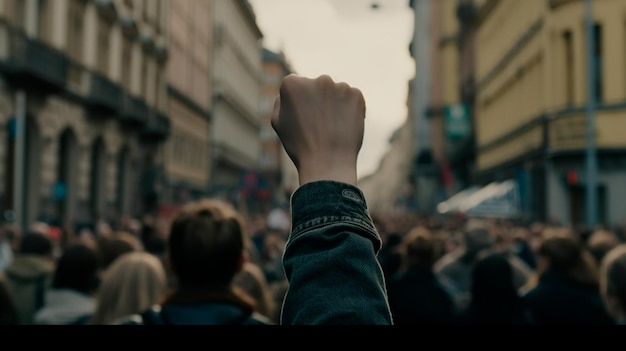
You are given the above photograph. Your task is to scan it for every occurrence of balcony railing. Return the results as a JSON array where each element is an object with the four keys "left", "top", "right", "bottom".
[
  {"left": 142, "top": 110, "right": 171, "bottom": 141},
  {"left": 86, "top": 72, "right": 123, "bottom": 114},
  {"left": 1, "top": 28, "right": 68, "bottom": 91},
  {"left": 121, "top": 94, "right": 150, "bottom": 126}
]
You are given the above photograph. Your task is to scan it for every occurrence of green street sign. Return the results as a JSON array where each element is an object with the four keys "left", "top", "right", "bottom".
[{"left": 445, "top": 104, "right": 471, "bottom": 140}]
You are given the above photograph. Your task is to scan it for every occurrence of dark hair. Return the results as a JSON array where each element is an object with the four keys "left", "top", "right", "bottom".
[
  {"left": 403, "top": 227, "right": 438, "bottom": 267},
  {"left": 19, "top": 232, "right": 53, "bottom": 256},
  {"left": 470, "top": 253, "right": 521, "bottom": 322},
  {"left": 539, "top": 233, "right": 599, "bottom": 287},
  {"left": 52, "top": 244, "right": 99, "bottom": 295},
  {"left": 168, "top": 200, "right": 246, "bottom": 289}
]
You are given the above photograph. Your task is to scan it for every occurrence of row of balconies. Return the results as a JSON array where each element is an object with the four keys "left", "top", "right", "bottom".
[{"left": 0, "top": 22, "right": 169, "bottom": 141}]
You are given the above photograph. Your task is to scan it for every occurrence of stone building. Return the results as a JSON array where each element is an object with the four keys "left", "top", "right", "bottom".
[
  {"left": 210, "top": 0, "right": 263, "bottom": 200},
  {"left": 163, "top": 0, "right": 212, "bottom": 208},
  {"left": 0, "top": 0, "right": 170, "bottom": 229}
]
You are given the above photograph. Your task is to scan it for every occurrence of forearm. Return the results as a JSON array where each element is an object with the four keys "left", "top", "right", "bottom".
[{"left": 281, "top": 181, "right": 393, "bottom": 325}]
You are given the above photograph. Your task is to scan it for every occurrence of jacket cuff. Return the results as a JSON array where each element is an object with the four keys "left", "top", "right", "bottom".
[{"left": 290, "top": 181, "right": 380, "bottom": 247}]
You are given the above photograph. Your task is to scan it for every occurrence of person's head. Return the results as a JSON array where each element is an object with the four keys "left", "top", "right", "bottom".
[
  {"left": 167, "top": 199, "right": 247, "bottom": 290},
  {"left": 471, "top": 253, "right": 518, "bottom": 308},
  {"left": 0, "top": 273, "right": 17, "bottom": 325},
  {"left": 587, "top": 230, "right": 620, "bottom": 266},
  {"left": 18, "top": 232, "right": 53, "bottom": 257},
  {"left": 52, "top": 244, "right": 100, "bottom": 295},
  {"left": 538, "top": 230, "right": 598, "bottom": 287},
  {"left": 402, "top": 227, "right": 438, "bottom": 268},
  {"left": 599, "top": 245, "right": 626, "bottom": 322},
  {"left": 97, "top": 232, "right": 143, "bottom": 271},
  {"left": 461, "top": 220, "right": 494, "bottom": 261},
  {"left": 92, "top": 252, "right": 168, "bottom": 325}
]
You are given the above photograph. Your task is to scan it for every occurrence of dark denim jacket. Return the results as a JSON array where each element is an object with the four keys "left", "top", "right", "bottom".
[{"left": 280, "top": 181, "right": 393, "bottom": 325}]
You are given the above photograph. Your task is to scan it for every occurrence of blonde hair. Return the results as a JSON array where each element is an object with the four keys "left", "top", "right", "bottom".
[
  {"left": 92, "top": 252, "right": 168, "bottom": 325},
  {"left": 600, "top": 244, "right": 626, "bottom": 316},
  {"left": 232, "top": 262, "right": 276, "bottom": 319}
]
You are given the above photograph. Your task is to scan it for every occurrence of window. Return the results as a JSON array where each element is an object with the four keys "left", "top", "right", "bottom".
[
  {"left": 37, "top": 0, "right": 51, "bottom": 42},
  {"left": 155, "top": 0, "right": 162, "bottom": 34},
  {"left": 592, "top": 24, "right": 603, "bottom": 103},
  {"left": 154, "top": 68, "right": 161, "bottom": 108},
  {"left": 12, "top": 0, "right": 26, "bottom": 28},
  {"left": 141, "top": 56, "right": 149, "bottom": 100},
  {"left": 96, "top": 16, "right": 112, "bottom": 75},
  {"left": 563, "top": 31, "right": 574, "bottom": 106},
  {"left": 143, "top": 0, "right": 149, "bottom": 21},
  {"left": 121, "top": 37, "right": 133, "bottom": 91},
  {"left": 67, "top": 0, "right": 86, "bottom": 62}
]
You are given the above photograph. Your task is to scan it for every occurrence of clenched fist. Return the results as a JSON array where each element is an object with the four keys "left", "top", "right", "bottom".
[{"left": 272, "top": 75, "right": 366, "bottom": 187}]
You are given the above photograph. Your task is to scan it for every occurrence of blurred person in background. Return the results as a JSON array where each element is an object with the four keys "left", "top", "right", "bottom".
[
  {"left": 5, "top": 232, "right": 55, "bottom": 324},
  {"left": 261, "top": 230, "right": 286, "bottom": 285},
  {"left": 378, "top": 232, "right": 403, "bottom": 285},
  {"left": 523, "top": 230, "right": 613, "bottom": 325},
  {"left": 117, "top": 199, "right": 273, "bottom": 325},
  {"left": 435, "top": 220, "right": 533, "bottom": 311},
  {"left": 92, "top": 252, "right": 168, "bottom": 325},
  {"left": 599, "top": 245, "right": 626, "bottom": 325},
  {"left": 587, "top": 229, "right": 620, "bottom": 267},
  {"left": 0, "top": 223, "right": 14, "bottom": 272},
  {"left": 459, "top": 253, "right": 531, "bottom": 325},
  {"left": 233, "top": 261, "right": 277, "bottom": 323},
  {"left": 35, "top": 244, "right": 99, "bottom": 325},
  {"left": 0, "top": 272, "right": 17, "bottom": 325},
  {"left": 386, "top": 227, "right": 455, "bottom": 325},
  {"left": 96, "top": 232, "right": 143, "bottom": 274}
]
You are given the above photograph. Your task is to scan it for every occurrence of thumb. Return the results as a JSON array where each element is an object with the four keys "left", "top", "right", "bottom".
[{"left": 271, "top": 95, "right": 281, "bottom": 132}]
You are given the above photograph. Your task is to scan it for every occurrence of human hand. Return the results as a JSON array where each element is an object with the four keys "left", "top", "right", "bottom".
[{"left": 272, "top": 75, "right": 366, "bottom": 187}]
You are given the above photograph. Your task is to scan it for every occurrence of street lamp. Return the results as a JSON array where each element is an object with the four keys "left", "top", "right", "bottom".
[{"left": 584, "top": 0, "right": 598, "bottom": 228}]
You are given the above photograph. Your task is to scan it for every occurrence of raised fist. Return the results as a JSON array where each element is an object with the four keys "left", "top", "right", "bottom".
[{"left": 272, "top": 75, "right": 366, "bottom": 187}]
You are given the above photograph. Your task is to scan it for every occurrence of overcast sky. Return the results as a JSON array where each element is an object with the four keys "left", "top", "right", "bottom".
[{"left": 248, "top": 0, "right": 415, "bottom": 178}]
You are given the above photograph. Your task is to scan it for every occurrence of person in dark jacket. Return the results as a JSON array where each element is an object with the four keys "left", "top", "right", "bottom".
[
  {"left": 523, "top": 230, "right": 613, "bottom": 325},
  {"left": 387, "top": 227, "right": 455, "bottom": 325},
  {"left": 460, "top": 253, "right": 531, "bottom": 325},
  {"left": 118, "top": 199, "right": 273, "bottom": 325}
]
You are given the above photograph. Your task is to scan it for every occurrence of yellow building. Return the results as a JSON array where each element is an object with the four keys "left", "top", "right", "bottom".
[{"left": 474, "top": 0, "right": 626, "bottom": 225}]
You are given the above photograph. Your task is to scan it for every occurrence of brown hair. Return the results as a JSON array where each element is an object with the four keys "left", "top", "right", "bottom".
[
  {"left": 168, "top": 199, "right": 246, "bottom": 289},
  {"left": 538, "top": 231, "right": 599, "bottom": 287},
  {"left": 97, "top": 232, "right": 143, "bottom": 270},
  {"left": 588, "top": 230, "right": 620, "bottom": 265},
  {"left": 232, "top": 262, "right": 276, "bottom": 318},
  {"left": 402, "top": 227, "right": 439, "bottom": 267},
  {"left": 600, "top": 245, "right": 626, "bottom": 316}
]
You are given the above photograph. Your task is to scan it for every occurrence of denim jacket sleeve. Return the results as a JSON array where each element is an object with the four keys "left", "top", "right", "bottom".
[{"left": 280, "top": 181, "right": 393, "bottom": 325}]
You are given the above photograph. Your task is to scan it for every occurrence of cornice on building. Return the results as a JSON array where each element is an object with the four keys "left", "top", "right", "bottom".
[{"left": 236, "top": 0, "right": 264, "bottom": 40}]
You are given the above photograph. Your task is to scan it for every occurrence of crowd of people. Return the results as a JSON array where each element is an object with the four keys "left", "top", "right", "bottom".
[{"left": 0, "top": 74, "right": 625, "bottom": 325}]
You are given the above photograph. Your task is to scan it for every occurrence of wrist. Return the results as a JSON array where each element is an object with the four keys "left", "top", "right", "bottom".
[{"left": 298, "top": 163, "right": 358, "bottom": 187}]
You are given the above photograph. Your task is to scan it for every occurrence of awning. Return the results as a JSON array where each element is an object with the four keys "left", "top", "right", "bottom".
[{"left": 437, "top": 180, "right": 521, "bottom": 219}]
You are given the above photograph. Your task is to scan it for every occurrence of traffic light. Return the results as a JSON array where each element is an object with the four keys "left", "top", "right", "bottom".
[{"left": 566, "top": 170, "right": 578, "bottom": 185}]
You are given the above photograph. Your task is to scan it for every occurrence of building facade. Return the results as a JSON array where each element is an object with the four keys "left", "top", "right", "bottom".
[
  {"left": 0, "top": 0, "right": 170, "bottom": 229},
  {"left": 474, "top": 0, "right": 626, "bottom": 225},
  {"left": 211, "top": 0, "right": 263, "bottom": 200},
  {"left": 426, "top": 0, "right": 482, "bottom": 201},
  {"left": 260, "top": 48, "right": 293, "bottom": 202},
  {"left": 164, "top": 0, "right": 212, "bottom": 208}
]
